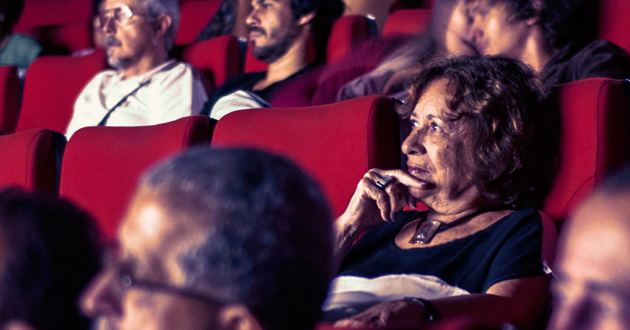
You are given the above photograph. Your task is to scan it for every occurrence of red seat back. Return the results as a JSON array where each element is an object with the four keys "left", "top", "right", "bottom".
[
  {"left": 175, "top": 0, "right": 223, "bottom": 45},
  {"left": 0, "top": 128, "right": 63, "bottom": 195},
  {"left": 383, "top": 9, "right": 432, "bottom": 36},
  {"left": 15, "top": 0, "right": 92, "bottom": 30},
  {"left": 59, "top": 116, "right": 212, "bottom": 240},
  {"left": 598, "top": 0, "right": 630, "bottom": 54},
  {"left": 16, "top": 51, "right": 106, "bottom": 134},
  {"left": 211, "top": 96, "right": 400, "bottom": 217},
  {"left": 0, "top": 66, "right": 20, "bottom": 134},
  {"left": 544, "top": 78, "right": 629, "bottom": 222},
  {"left": 19, "top": 20, "right": 93, "bottom": 54},
  {"left": 182, "top": 35, "right": 242, "bottom": 91}
]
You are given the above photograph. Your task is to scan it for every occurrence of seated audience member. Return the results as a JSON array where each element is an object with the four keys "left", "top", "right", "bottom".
[
  {"left": 313, "top": 0, "right": 477, "bottom": 105},
  {"left": 0, "top": 188, "right": 101, "bottom": 330},
  {"left": 201, "top": 0, "right": 344, "bottom": 120},
  {"left": 467, "top": 0, "right": 630, "bottom": 85},
  {"left": 65, "top": 0, "right": 207, "bottom": 139},
  {"left": 325, "top": 56, "right": 556, "bottom": 329},
  {"left": 0, "top": 0, "right": 42, "bottom": 76},
  {"left": 81, "top": 148, "right": 334, "bottom": 330},
  {"left": 548, "top": 165, "right": 630, "bottom": 330}
]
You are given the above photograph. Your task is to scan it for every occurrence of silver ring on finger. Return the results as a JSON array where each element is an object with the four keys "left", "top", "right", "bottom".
[{"left": 374, "top": 174, "right": 394, "bottom": 190}]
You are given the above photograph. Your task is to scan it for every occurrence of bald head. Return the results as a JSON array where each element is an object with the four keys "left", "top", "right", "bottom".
[{"left": 548, "top": 185, "right": 630, "bottom": 329}]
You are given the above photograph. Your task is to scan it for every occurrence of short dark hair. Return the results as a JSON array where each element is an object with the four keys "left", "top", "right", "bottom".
[
  {"left": 290, "top": 0, "right": 344, "bottom": 63},
  {"left": 0, "top": 188, "right": 101, "bottom": 330},
  {"left": 399, "top": 56, "right": 556, "bottom": 208},
  {"left": 141, "top": 147, "right": 334, "bottom": 330},
  {"left": 0, "top": 0, "right": 25, "bottom": 32},
  {"left": 473, "top": 0, "right": 598, "bottom": 49}
]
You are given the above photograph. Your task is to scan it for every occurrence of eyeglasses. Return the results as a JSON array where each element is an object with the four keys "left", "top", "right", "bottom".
[
  {"left": 104, "top": 245, "right": 230, "bottom": 306},
  {"left": 95, "top": 4, "right": 151, "bottom": 28}
]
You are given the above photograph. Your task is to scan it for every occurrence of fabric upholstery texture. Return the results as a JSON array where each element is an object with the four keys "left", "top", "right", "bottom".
[
  {"left": 175, "top": 0, "right": 223, "bottom": 45},
  {"left": 544, "top": 78, "right": 629, "bottom": 222},
  {"left": 16, "top": 51, "right": 106, "bottom": 133},
  {"left": 211, "top": 96, "right": 401, "bottom": 217},
  {"left": 0, "top": 66, "right": 21, "bottom": 134},
  {"left": 0, "top": 128, "right": 62, "bottom": 195},
  {"left": 59, "top": 115, "right": 212, "bottom": 240},
  {"left": 598, "top": 0, "right": 630, "bottom": 54},
  {"left": 181, "top": 35, "right": 242, "bottom": 91},
  {"left": 382, "top": 9, "right": 433, "bottom": 36}
]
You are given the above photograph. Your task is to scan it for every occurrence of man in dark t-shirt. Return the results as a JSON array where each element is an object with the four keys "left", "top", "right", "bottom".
[
  {"left": 466, "top": 0, "right": 630, "bottom": 85},
  {"left": 201, "top": 0, "right": 343, "bottom": 119}
]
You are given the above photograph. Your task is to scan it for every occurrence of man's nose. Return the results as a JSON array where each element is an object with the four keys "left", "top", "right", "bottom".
[{"left": 80, "top": 270, "right": 123, "bottom": 318}]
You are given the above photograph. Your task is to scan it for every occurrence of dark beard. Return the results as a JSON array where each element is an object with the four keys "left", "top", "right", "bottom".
[{"left": 251, "top": 26, "right": 299, "bottom": 63}]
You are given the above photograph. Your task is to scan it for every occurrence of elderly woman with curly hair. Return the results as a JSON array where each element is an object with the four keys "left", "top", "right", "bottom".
[{"left": 324, "top": 56, "right": 556, "bottom": 329}]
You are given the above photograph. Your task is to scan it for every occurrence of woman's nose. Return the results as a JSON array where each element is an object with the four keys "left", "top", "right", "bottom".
[
  {"left": 80, "top": 269, "right": 123, "bottom": 318},
  {"left": 402, "top": 128, "right": 427, "bottom": 156}
]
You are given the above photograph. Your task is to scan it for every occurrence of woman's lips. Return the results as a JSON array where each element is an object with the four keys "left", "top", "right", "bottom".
[{"left": 407, "top": 165, "right": 431, "bottom": 184}]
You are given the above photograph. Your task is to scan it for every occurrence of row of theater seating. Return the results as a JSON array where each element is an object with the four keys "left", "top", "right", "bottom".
[
  {"left": 12, "top": 0, "right": 630, "bottom": 55},
  {"left": 0, "top": 77, "right": 627, "bottom": 243}
]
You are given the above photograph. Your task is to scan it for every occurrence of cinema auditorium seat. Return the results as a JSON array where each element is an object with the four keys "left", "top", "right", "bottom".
[
  {"left": 59, "top": 115, "right": 212, "bottom": 240},
  {"left": 598, "top": 0, "right": 630, "bottom": 54},
  {"left": 0, "top": 128, "right": 64, "bottom": 195},
  {"left": 15, "top": 51, "right": 106, "bottom": 134},
  {"left": 174, "top": 0, "right": 223, "bottom": 45},
  {"left": 211, "top": 96, "right": 400, "bottom": 217},
  {"left": 181, "top": 35, "right": 242, "bottom": 91},
  {"left": 544, "top": 78, "right": 629, "bottom": 223},
  {"left": 0, "top": 66, "right": 21, "bottom": 134},
  {"left": 382, "top": 9, "right": 433, "bottom": 36}
]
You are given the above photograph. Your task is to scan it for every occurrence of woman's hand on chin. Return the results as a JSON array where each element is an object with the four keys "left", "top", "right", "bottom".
[
  {"left": 339, "top": 169, "right": 426, "bottom": 232},
  {"left": 334, "top": 300, "right": 425, "bottom": 329}
]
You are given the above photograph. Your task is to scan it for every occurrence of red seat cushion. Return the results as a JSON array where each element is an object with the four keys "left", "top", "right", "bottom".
[
  {"left": 211, "top": 96, "right": 400, "bottom": 217},
  {"left": 59, "top": 116, "right": 212, "bottom": 240},
  {"left": 16, "top": 51, "right": 106, "bottom": 134},
  {"left": 0, "top": 128, "right": 62, "bottom": 195},
  {"left": 544, "top": 78, "right": 629, "bottom": 222}
]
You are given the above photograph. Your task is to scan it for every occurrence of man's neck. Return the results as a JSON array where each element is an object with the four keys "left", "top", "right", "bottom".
[
  {"left": 253, "top": 32, "right": 310, "bottom": 91},
  {"left": 120, "top": 50, "right": 169, "bottom": 79},
  {"left": 521, "top": 28, "right": 559, "bottom": 74}
]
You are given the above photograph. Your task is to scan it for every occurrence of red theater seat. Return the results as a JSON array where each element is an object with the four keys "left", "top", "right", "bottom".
[
  {"left": 15, "top": 0, "right": 92, "bottom": 30},
  {"left": 59, "top": 116, "right": 212, "bottom": 240},
  {"left": 598, "top": 0, "right": 630, "bottom": 54},
  {"left": 382, "top": 9, "right": 432, "bottom": 36},
  {"left": 19, "top": 20, "right": 93, "bottom": 54},
  {"left": 211, "top": 96, "right": 400, "bottom": 217},
  {"left": 181, "top": 35, "right": 242, "bottom": 91},
  {"left": 0, "top": 128, "right": 64, "bottom": 195},
  {"left": 16, "top": 51, "right": 106, "bottom": 134},
  {"left": 0, "top": 66, "right": 20, "bottom": 134},
  {"left": 544, "top": 78, "right": 629, "bottom": 222},
  {"left": 175, "top": 0, "right": 223, "bottom": 45}
]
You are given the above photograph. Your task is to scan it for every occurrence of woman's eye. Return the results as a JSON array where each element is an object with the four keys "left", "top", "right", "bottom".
[
  {"left": 410, "top": 120, "right": 419, "bottom": 129},
  {"left": 430, "top": 122, "right": 442, "bottom": 131}
]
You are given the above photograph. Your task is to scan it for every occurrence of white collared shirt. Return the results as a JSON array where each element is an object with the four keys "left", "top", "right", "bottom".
[{"left": 66, "top": 60, "right": 208, "bottom": 139}]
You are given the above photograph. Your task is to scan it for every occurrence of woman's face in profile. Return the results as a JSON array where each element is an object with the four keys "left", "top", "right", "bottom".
[{"left": 402, "top": 78, "right": 479, "bottom": 211}]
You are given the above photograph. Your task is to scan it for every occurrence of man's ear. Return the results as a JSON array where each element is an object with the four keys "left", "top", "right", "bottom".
[
  {"left": 218, "top": 304, "right": 264, "bottom": 330},
  {"left": 154, "top": 14, "right": 172, "bottom": 38},
  {"left": 298, "top": 11, "right": 316, "bottom": 26},
  {"left": 3, "top": 320, "right": 36, "bottom": 330}
]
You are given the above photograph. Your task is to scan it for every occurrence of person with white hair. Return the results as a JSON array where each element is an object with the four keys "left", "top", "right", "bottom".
[{"left": 66, "top": 0, "right": 207, "bottom": 139}]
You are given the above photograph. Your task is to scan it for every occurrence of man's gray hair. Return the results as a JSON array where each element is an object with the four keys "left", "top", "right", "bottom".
[
  {"left": 139, "top": 147, "right": 334, "bottom": 330},
  {"left": 143, "top": 0, "right": 180, "bottom": 51}
]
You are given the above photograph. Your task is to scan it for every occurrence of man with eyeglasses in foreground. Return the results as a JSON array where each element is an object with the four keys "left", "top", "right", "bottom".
[
  {"left": 548, "top": 165, "right": 630, "bottom": 330},
  {"left": 80, "top": 147, "right": 334, "bottom": 330},
  {"left": 65, "top": 0, "right": 207, "bottom": 139}
]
